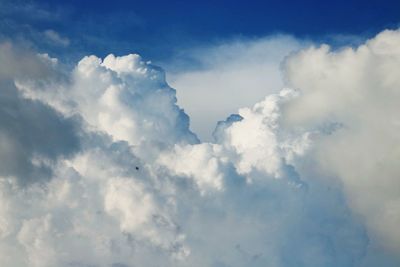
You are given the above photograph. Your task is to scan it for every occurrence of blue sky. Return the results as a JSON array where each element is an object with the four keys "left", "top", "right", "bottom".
[{"left": 1, "top": 0, "right": 400, "bottom": 62}]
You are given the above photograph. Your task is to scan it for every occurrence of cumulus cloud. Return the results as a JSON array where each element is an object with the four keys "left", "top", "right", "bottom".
[
  {"left": 0, "top": 28, "right": 400, "bottom": 267},
  {"left": 283, "top": 29, "right": 400, "bottom": 261}
]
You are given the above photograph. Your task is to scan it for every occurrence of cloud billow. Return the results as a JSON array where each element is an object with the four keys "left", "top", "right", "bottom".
[{"left": 0, "top": 29, "right": 400, "bottom": 267}]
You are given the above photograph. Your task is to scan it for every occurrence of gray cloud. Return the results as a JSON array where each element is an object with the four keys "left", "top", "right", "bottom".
[{"left": 0, "top": 43, "right": 79, "bottom": 185}]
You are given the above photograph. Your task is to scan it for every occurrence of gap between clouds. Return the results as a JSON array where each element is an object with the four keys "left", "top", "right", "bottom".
[{"left": 165, "top": 35, "right": 307, "bottom": 141}]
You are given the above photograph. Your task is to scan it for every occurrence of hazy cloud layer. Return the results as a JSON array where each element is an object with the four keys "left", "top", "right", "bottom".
[
  {"left": 0, "top": 29, "right": 400, "bottom": 267},
  {"left": 167, "top": 35, "right": 305, "bottom": 140}
]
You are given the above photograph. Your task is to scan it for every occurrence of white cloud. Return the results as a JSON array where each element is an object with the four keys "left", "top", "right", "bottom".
[
  {"left": 0, "top": 29, "right": 400, "bottom": 267},
  {"left": 283, "top": 29, "right": 400, "bottom": 258}
]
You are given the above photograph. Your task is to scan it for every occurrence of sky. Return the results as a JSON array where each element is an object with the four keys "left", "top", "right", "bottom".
[
  {"left": 1, "top": 1, "right": 400, "bottom": 267},
  {"left": 1, "top": 0, "right": 400, "bottom": 139},
  {"left": 2, "top": 0, "right": 400, "bottom": 59}
]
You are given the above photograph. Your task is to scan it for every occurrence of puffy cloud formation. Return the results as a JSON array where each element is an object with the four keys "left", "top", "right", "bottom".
[
  {"left": 283, "top": 29, "right": 400, "bottom": 263},
  {"left": 0, "top": 29, "right": 400, "bottom": 267}
]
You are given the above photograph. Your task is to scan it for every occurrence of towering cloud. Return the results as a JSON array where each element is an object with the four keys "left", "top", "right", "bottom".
[{"left": 0, "top": 29, "right": 400, "bottom": 267}]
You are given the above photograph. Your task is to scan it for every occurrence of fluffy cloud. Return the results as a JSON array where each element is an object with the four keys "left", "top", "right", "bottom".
[
  {"left": 0, "top": 45, "right": 193, "bottom": 267},
  {"left": 283, "top": 29, "right": 400, "bottom": 260},
  {"left": 0, "top": 29, "right": 400, "bottom": 267}
]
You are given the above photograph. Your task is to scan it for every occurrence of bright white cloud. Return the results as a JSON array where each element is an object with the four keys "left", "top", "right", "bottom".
[{"left": 0, "top": 29, "right": 400, "bottom": 267}]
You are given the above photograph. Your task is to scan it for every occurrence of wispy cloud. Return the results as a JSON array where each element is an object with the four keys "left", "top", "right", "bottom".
[{"left": 43, "top": 30, "right": 70, "bottom": 47}]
